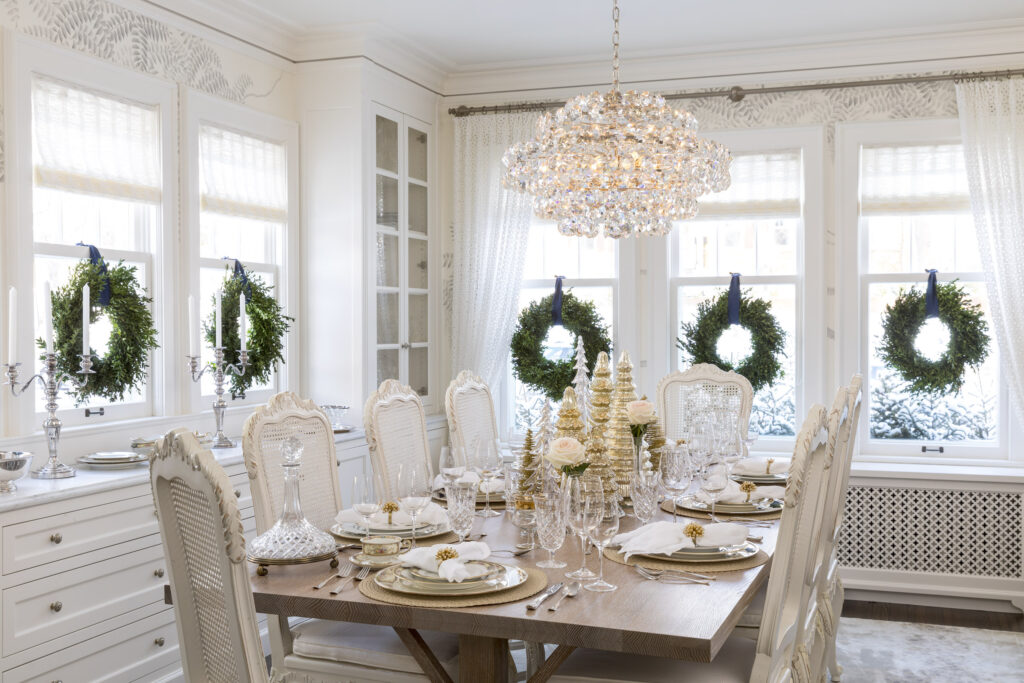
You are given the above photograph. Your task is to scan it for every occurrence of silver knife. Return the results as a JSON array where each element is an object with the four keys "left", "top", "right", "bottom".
[{"left": 526, "top": 582, "right": 564, "bottom": 611}]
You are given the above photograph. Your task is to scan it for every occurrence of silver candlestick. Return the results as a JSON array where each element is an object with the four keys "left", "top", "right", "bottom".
[
  {"left": 4, "top": 352, "right": 95, "bottom": 479},
  {"left": 187, "top": 347, "right": 249, "bottom": 448}
]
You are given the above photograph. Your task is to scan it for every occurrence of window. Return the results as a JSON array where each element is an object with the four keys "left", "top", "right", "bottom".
[
  {"left": 844, "top": 120, "right": 1005, "bottom": 459},
  {"left": 28, "top": 75, "right": 168, "bottom": 423},
  {"left": 670, "top": 128, "right": 824, "bottom": 449},
  {"left": 196, "top": 123, "right": 288, "bottom": 399},
  {"left": 509, "top": 221, "right": 618, "bottom": 436}
]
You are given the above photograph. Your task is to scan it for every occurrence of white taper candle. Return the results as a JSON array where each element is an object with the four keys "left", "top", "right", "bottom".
[
  {"left": 215, "top": 290, "right": 222, "bottom": 349},
  {"left": 42, "top": 281, "right": 54, "bottom": 355},
  {"left": 7, "top": 286, "right": 17, "bottom": 364},
  {"left": 81, "top": 283, "right": 90, "bottom": 357},
  {"left": 187, "top": 295, "right": 197, "bottom": 357},
  {"left": 239, "top": 294, "right": 247, "bottom": 353}
]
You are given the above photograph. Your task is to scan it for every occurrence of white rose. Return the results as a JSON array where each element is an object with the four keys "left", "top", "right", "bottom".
[
  {"left": 545, "top": 437, "right": 586, "bottom": 468},
  {"left": 627, "top": 399, "right": 656, "bottom": 425}
]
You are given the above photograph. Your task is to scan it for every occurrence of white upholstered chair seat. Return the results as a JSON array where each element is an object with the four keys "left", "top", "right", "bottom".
[
  {"left": 549, "top": 636, "right": 756, "bottom": 683},
  {"left": 290, "top": 620, "right": 459, "bottom": 679}
]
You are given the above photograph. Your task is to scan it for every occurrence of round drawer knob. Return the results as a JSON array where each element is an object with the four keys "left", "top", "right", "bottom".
[
  {"left": 154, "top": 637, "right": 165, "bottom": 647},
  {"left": 154, "top": 568, "right": 165, "bottom": 578},
  {"left": 50, "top": 601, "right": 62, "bottom": 613},
  {"left": 49, "top": 533, "right": 62, "bottom": 544}
]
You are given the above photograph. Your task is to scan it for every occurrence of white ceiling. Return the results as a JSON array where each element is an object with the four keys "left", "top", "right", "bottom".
[{"left": 226, "top": 0, "right": 1024, "bottom": 71}]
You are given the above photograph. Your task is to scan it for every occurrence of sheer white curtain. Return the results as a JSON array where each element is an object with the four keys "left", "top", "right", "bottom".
[
  {"left": 957, "top": 78, "right": 1024, "bottom": 423},
  {"left": 199, "top": 124, "right": 288, "bottom": 222},
  {"left": 452, "top": 112, "right": 538, "bottom": 390}
]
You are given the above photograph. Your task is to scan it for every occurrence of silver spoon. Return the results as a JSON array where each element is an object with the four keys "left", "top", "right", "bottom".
[{"left": 548, "top": 581, "right": 581, "bottom": 611}]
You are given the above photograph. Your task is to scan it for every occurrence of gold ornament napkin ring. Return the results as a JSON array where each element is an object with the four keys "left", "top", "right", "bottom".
[
  {"left": 435, "top": 547, "right": 459, "bottom": 562},
  {"left": 765, "top": 458, "right": 775, "bottom": 475},
  {"left": 740, "top": 481, "right": 757, "bottom": 503},
  {"left": 382, "top": 501, "right": 399, "bottom": 526}
]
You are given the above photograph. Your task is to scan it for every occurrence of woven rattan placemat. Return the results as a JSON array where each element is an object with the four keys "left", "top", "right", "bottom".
[{"left": 359, "top": 566, "right": 547, "bottom": 608}]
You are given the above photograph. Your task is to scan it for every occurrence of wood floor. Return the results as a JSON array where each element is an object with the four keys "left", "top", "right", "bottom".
[{"left": 842, "top": 599, "right": 1024, "bottom": 632}]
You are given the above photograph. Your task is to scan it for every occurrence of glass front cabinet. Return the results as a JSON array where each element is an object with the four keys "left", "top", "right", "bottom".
[{"left": 369, "top": 105, "right": 433, "bottom": 404}]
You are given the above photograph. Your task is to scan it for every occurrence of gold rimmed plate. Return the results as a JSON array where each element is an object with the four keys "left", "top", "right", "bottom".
[
  {"left": 330, "top": 522, "right": 450, "bottom": 541},
  {"left": 349, "top": 552, "right": 403, "bottom": 569},
  {"left": 677, "top": 496, "right": 780, "bottom": 516},
  {"left": 639, "top": 541, "right": 758, "bottom": 563},
  {"left": 433, "top": 489, "right": 505, "bottom": 504},
  {"left": 403, "top": 560, "right": 504, "bottom": 584},
  {"left": 731, "top": 473, "right": 788, "bottom": 485},
  {"left": 374, "top": 564, "right": 527, "bottom": 596}
]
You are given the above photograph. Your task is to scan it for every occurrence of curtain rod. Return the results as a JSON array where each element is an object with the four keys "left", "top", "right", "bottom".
[{"left": 447, "top": 67, "right": 1024, "bottom": 117}]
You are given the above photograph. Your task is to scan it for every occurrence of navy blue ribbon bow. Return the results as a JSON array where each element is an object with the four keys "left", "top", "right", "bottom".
[
  {"left": 551, "top": 276, "right": 566, "bottom": 326},
  {"left": 727, "top": 273, "right": 741, "bottom": 325},
  {"left": 76, "top": 242, "right": 111, "bottom": 306},
  {"left": 925, "top": 269, "right": 939, "bottom": 319},
  {"left": 224, "top": 257, "right": 252, "bottom": 300}
]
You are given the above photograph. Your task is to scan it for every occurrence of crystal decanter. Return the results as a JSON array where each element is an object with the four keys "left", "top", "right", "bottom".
[{"left": 248, "top": 437, "right": 338, "bottom": 575}]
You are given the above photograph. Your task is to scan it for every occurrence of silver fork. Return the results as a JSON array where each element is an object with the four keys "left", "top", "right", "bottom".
[
  {"left": 331, "top": 565, "right": 371, "bottom": 595},
  {"left": 313, "top": 562, "right": 354, "bottom": 590},
  {"left": 638, "top": 566, "right": 716, "bottom": 581},
  {"left": 635, "top": 567, "right": 710, "bottom": 585}
]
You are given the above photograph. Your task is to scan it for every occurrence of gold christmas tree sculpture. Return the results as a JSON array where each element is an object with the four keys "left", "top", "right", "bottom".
[
  {"left": 555, "top": 386, "right": 586, "bottom": 442},
  {"left": 518, "top": 428, "right": 538, "bottom": 496},
  {"left": 606, "top": 350, "right": 638, "bottom": 499},
  {"left": 583, "top": 352, "right": 617, "bottom": 498},
  {"left": 645, "top": 418, "right": 667, "bottom": 473}
]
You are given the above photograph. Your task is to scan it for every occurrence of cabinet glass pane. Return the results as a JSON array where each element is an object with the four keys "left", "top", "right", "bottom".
[
  {"left": 409, "top": 184, "right": 428, "bottom": 234},
  {"left": 376, "top": 116, "right": 398, "bottom": 173},
  {"left": 376, "top": 233, "right": 399, "bottom": 287},
  {"left": 376, "top": 175, "right": 398, "bottom": 228},
  {"left": 377, "top": 349, "right": 399, "bottom": 385},
  {"left": 408, "top": 128, "right": 428, "bottom": 182},
  {"left": 410, "top": 346, "right": 428, "bottom": 397},
  {"left": 409, "top": 293, "right": 428, "bottom": 343},
  {"left": 408, "top": 238, "right": 428, "bottom": 289},
  {"left": 377, "top": 292, "right": 399, "bottom": 344}
]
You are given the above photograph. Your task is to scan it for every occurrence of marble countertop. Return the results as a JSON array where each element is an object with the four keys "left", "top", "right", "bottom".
[{"left": 0, "top": 428, "right": 369, "bottom": 513}]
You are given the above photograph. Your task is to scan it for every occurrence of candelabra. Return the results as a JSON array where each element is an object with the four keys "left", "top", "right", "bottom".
[
  {"left": 4, "top": 353, "right": 95, "bottom": 479},
  {"left": 187, "top": 347, "right": 249, "bottom": 448}
]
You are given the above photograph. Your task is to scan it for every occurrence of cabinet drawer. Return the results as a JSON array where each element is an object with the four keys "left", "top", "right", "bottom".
[
  {"left": 2, "top": 495, "right": 157, "bottom": 574},
  {"left": 3, "top": 544, "right": 167, "bottom": 655},
  {"left": 2, "top": 608, "right": 178, "bottom": 683}
]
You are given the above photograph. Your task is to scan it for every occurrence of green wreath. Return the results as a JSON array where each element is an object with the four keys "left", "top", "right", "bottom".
[
  {"left": 511, "top": 292, "right": 611, "bottom": 401},
  {"left": 204, "top": 266, "right": 292, "bottom": 399},
  {"left": 48, "top": 260, "right": 158, "bottom": 404},
  {"left": 675, "top": 289, "right": 786, "bottom": 393},
  {"left": 878, "top": 280, "right": 989, "bottom": 395}
]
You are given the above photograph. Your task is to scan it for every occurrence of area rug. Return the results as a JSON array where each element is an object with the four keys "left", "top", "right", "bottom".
[{"left": 834, "top": 617, "right": 1024, "bottom": 682}]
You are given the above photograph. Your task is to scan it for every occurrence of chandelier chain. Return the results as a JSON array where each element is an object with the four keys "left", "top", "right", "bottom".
[{"left": 611, "top": 0, "right": 620, "bottom": 91}]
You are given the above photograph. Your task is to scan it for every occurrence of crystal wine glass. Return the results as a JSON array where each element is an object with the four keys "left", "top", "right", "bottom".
[
  {"left": 660, "top": 445, "right": 692, "bottom": 524},
  {"left": 510, "top": 492, "right": 537, "bottom": 550},
  {"left": 397, "top": 462, "right": 431, "bottom": 548},
  {"left": 352, "top": 473, "right": 380, "bottom": 536},
  {"left": 630, "top": 469, "right": 660, "bottom": 525},
  {"left": 444, "top": 481, "right": 476, "bottom": 543},
  {"left": 702, "top": 459, "right": 730, "bottom": 523},
  {"left": 440, "top": 445, "right": 466, "bottom": 485},
  {"left": 566, "top": 476, "right": 600, "bottom": 580},
  {"left": 476, "top": 439, "right": 502, "bottom": 518},
  {"left": 585, "top": 492, "right": 619, "bottom": 592},
  {"left": 534, "top": 493, "right": 566, "bottom": 568}
]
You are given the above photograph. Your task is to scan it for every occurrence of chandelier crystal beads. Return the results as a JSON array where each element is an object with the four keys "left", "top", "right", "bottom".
[{"left": 501, "top": 1, "right": 732, "bottom": 239}]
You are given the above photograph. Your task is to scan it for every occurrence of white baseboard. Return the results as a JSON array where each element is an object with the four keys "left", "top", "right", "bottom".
[{"left": 844, "top": 588, "right": 1022, "bottom": 614}]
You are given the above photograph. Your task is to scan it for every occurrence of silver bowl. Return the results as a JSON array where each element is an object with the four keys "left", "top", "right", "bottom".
[{"left": 0, "top": 451, "right": 33, "bottom": 493}]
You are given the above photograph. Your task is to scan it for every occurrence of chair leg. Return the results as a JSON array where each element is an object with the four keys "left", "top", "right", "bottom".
[
  {"left": 525, "top": 641, "right": 545, "bottom": 677},
  {"left": 826, "top": 639, "right": 842, "bottom": 682}
]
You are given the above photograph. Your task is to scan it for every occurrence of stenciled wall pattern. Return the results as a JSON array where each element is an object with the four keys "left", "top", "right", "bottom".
[{"left": 0, "top": 0, "right": 291, "bottom": 181}]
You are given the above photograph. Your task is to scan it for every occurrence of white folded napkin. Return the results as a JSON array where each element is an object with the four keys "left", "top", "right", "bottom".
[
  {"left": 398, "top": 541, "right": 492, "bottom": 582},
  {"left": 732, "top": 457, "right": 790, "bottom": 476},
  {"left": 612, "top": 521, "right": 747, "bottom": 559},
  {"left": 335, "top": 501, "right": 448, "bottom": 528},
  {"left": 695, "top": 480, "right": 786, "bottom": 505},
  {"left": 431, "top": 471, "right": 504, "bottom": 493}
]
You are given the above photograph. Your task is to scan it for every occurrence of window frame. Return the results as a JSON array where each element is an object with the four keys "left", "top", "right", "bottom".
[
  {"left": 182, "top": 88, "right": 300, "bottom": 414},
  {"left": 837, "top": 118, "right": 1019, "bottom": 464},
  {"left": 3, "top": 32, "right": 178, "bottom": 430},
  {"left": 667, "top": 126, "right": 826, "bottom": 453}
]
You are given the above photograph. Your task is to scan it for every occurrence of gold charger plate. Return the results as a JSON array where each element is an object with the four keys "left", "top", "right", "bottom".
[
  {"left": 375, "top": 564, "right": 527, "bottom": 596},
  {"left": 731, "top": 473, "right": 788, "bottom": 485},
  {"left": 432, "top": 489, "right": 505, "bottom": 504},
  {"left": 678, "top": 497, "right": 780, "bottom": 516},
  {"left": 638, "top": 541, "right": 758, "bottom": 563},
  {"left": 330, "top": 522, "right": 450, "bottom": 541}
]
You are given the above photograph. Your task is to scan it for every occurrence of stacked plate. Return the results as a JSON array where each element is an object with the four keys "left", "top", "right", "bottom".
[
  {"left": 675, "top": 495, "right": 781, "bottom": 516},
  {"left": 639, "top": 541, "right": 758, "bottom": 564},
  {"left": 374, "top": 560, "right": 528, "bottom": 596},
  {"left": 432, "top": 487, "right": 505, "bottom": 504},
  {"left": 79, "top": 451, "right": 149, "bottom": 469},
  {"left": 731, "top": 472, "right": 788, "bottom": 485},
  {"left": 330, "top": 521, "right": 451, "bottom": 541}
]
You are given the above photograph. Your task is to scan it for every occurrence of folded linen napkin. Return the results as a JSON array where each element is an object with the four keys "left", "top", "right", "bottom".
[
  {"left": 431, "top": 471, "right": 504, "bottom": 493},
  {"left": 398, "top": 541, "right": 492, "bottom": 582},
  {"left": 695, "top": 480, "right": 786, "bottom": 505},
  {"left": 335, "top": 501, "right": 448, "bottom": 528},
  {"left": 732, "top": 457, "right": 790, "bottom": 476},
  {"left": 612, "top": 521, "right": 747, "bottom": 559}
]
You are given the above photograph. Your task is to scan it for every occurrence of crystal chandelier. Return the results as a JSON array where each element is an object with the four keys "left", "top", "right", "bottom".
[{"left": 502, "top": 0, "right": 732, "bottom": 239}]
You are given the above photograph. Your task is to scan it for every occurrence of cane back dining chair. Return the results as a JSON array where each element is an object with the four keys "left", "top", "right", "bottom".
[
  {"left": 445, "top": 369, "right": 500, "bottom": 459},
  {"left": 244, "top": 392, "right": 459, "bottom": 682},
  {"left": 150, "top": 428, "right": 278, "bottom": 683},
  {"left": 548, "top": 403, "right": 833, "bottom": 683},
  {"left": 656, "top": 363, "right": 754, "bottom": 444},
  {"left": 364, "top": 379, "right": 435, "bottom": 500}
]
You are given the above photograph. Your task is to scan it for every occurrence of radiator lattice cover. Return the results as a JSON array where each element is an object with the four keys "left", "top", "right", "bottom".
[{"left": 838, "top": 485, "right": 1022, "bottom": 578}]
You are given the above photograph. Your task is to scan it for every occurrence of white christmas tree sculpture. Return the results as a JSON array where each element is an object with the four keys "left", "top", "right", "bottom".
[
  {"left": 534, "top": 399, "right": 556, "bottom": 460},
  {"left": 572, "top": 336, "right": 591, "bottom": 431}
]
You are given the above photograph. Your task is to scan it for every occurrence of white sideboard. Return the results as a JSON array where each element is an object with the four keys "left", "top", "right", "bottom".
[{"left": 0, "top": 417, "right": 449, "bottom": 683}]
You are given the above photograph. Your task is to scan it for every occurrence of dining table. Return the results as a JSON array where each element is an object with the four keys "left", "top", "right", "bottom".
[{"left": 245, "top": 503, "right": 779, "bottom": 683}]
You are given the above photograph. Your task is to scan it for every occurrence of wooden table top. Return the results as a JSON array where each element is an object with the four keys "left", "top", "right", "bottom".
[{"left": 250, "top": 506, "right": 777, "bottom": 663}]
